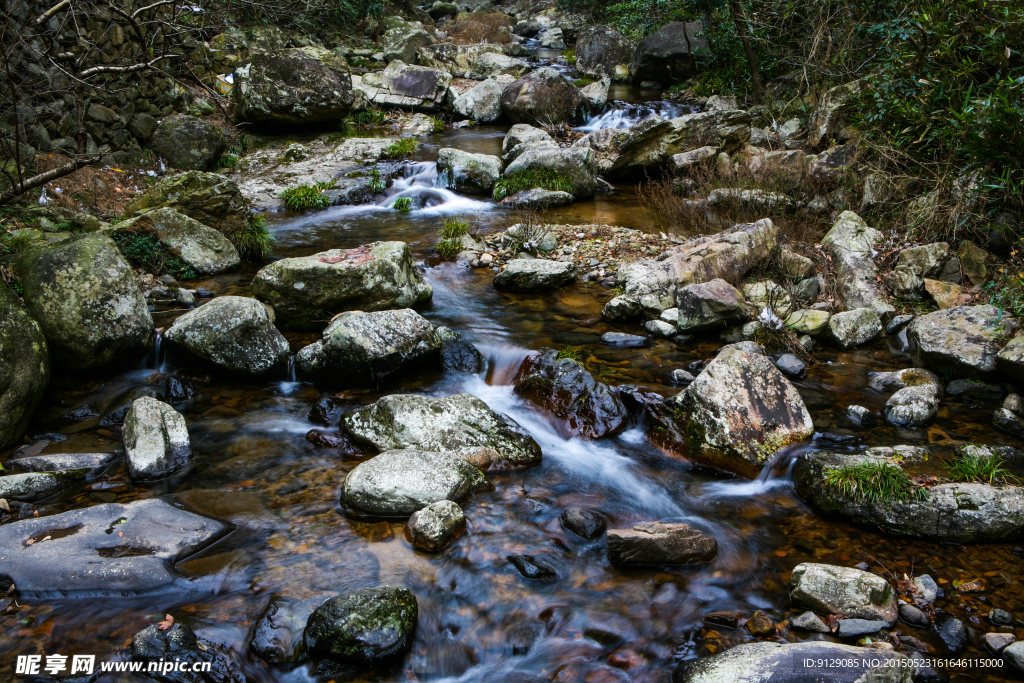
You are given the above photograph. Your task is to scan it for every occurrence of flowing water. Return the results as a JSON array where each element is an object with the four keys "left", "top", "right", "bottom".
[{"left": 3, "top": 89, "right": 1023, "bottom": 683}]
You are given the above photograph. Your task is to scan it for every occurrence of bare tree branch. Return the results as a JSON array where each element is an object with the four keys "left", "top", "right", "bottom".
[{"left": 0, "top": 156, "right": 101, "bottom": 206}]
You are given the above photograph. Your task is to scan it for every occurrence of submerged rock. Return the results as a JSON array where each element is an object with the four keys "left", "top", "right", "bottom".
[
  {"left": 493, "top": 259, "right": 575, "bottom": 292},
  {"left": 5, "top": 451, "right": 117, "bottom": 478},
  {"left": 790, "top": 562, "right": 897, "bottom": 623},
  {"left": 295, "top": 309, "right": 440, "bottom": 387},
  {"left": 0, "top": 284, "right": 49, "bottom": 450},
  {"left": 607, "top": 521, "right": 718, "bottom": 565},
  {"left": 341, "top": 449, "right": 487, "bottom": 517},
  {"left": 0, "top": 498, "right": 227, "bottom": 596},
  {"left": 514, "top": 349, "right": 628, "bottom": 439},
  {"left": 342, "top": 393, "right": 541, "bottom": 468},
  {"left": 560, "top": 507, "right": 607, "bottom": 540},
  {"left": 435, "top": 326, "right": 484, "bottom": 373},
  {"left": 908, "top": 305, "right": 1018, "bottom": 378},
  {"left": 123, "top": 397, "right": 193, "bottom": 481},
  {"left": 165, "top": 296, "right": 290, "bottom": 376},
  {"left": 405, "top": 500, "right": 466, "bottom": 551},
  {"left": 305, "top": 587, "right": 418, "bottom": 661},
  {"left": 250, "top": 596, "right": 308, "bottom": 665},
  {"left": 250, "top": 241, "right": 432, "bottom": 329}
]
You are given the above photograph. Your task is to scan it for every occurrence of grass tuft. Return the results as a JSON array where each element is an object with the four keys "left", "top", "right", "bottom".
[
  {"left": 280, "top": 182, "right": 333, "bottom": 212},
  {"left": 383, "top": 138, "right": 419, "bottom": 159},
  {"left": 824, "top": 461, "right": 929, "bottom": 504},
  {"left": 493, "top": 169, "right": 575, "bottom": 201},
  {"left": 392, "top": 197, "right": 412, "bottom": 212},
  {"left": 232, "top": 214, "right": 275, "bottom": 261},
  {"left": 945, "top": 452, "right": 1019, "bottom": 485},
  {"left": 111, "top": 231, "right": 196, "bottom": 280},
  {"left": 556, "top": 344, "right": 582, "bottom": 362},
  {"left": 440, "top": 216, "right": 470, "bottom": 239}
]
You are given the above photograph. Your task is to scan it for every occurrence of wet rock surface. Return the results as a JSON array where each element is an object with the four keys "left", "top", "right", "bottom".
[
  {"left": 304, "top": 587, "right": 418, "bottom": 661},
  {"left": 607, "top": 521, "right": 718, "bottom": 565}
]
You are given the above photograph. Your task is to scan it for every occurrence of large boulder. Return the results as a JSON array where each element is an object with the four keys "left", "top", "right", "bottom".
[
  {"left": 493, "top": 259, "right": 575, "bottom": 292},
  {"left": 453, "top": 78, "right": 505, "bottom": 122},
  {"left": 11, "top": 234, "right": 153, "bottom": 370},
  {"left": 807, "top": 79, "right": 866, "bottom": 150},
  {"left": 341, "top": 449, "right": 487, "bottom": 517},
  {"left": 500, "top": 67, "right": 583, "bottom": 126},
  {"left": 417, "top": 43, "right": 527, "bottom": 79},
  {"left": 674, "top": 642, "right": 915, "bottom": 683},
  {"left": 0, "top": 285, "right": 49, "bottom": 450},
  {"left": 790, "top": 562, "right": 898, "bottom": 623},
  {"left": 604, "top": 219, "right": 777, "bottom": 320},
  {"left": 342, "top": 393, "right": 541, "bottom": 468},
  {"left": 908, "top": 305, "right": 1018, "bottom": 379},
  {"left": 165, "top": 296, "right": 290, "bottom": 376},
  {"left": 235, "top": 48, "right": 355, "bottom": 125},
  {"left": 675, "top": 278, "right": 748, "bottom": 333},
  {"left": 383, "top": 25, "right": 433, "bottom": 64},
  {"left": 607, "top": 522, "right": 717, "bottom": 565},
  {"left": 576, "top": 26, "right": 635, "bottom": 82},
  {"left": 468, "top": 53, "right": 531, "bottom": 80},
  {"left": 250, "top": 241, "right": 432, "bottom": 329},
  {"left": 357, "top": 61, "right": 452, "bottom": 112},
  {"left": 820, "top": 211, "right": 893, "bottom": 316},
  {"left": 0, "top": 498, "right": 227, "bottom": 596},
  {"left": 437, "top": 148, "right": 502, "bottom": 194},
  {"left": 149, "top": 114, "right": 227, "bottom": 171},
  {"left": 295, "top": 309, "right": 440, "bottom": 386},
  {"left": 502, "top": 146, "right": 598, "bottom": 198},
  {"left": 514, "top": 348, "right": 628, "bottom": 439},
  {"left": 666, "top": 345, "right": 814, "bottom": 477},
  {"left": 122, "top": 397, "right": 193, "bottom": 481},
  {"left": 123, "top": 171, "right": 252, "bottom": 237},
  {"left": 111, "top": 208, "right": 240, "bottom": 275},
  {"left": 631, "top": 21, "right": 707, "bottom": 84},
  {"left": 305, "top": 587, "right": 418, "bottom": 662}
]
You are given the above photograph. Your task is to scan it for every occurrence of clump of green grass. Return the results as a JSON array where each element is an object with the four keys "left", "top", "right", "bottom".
[
  {"left": 573, "top": 76, "right": 598, "bottom": 87},
  {"left": 352, "top": 106, "right": 387, "bottom": 126},
  {"left": 556, "top": 344, "right": 582, "bottom": 362},
  {"left": 440, "top": 216, "right": 470, "bottom": 239},
  {"left": 0, "top": 231, "right": 34, "bottom": 255},
  {"left": 393, "top": 197, "right": 412, "bottom": 212},
  {"left": 945, "top": 452, "right": 1019, "bottom": 485},
  {"left": 429, "top": 116, "right": 445, "bottom": 133},
  {"left": 369, "top": 170, "right": 387, "bottom": 193},
  {"left": 493, "top": 169, "right": 575, "bottom": 200},
  {"left": 824, "top": 461, "right": 929, "bottom": 504},
  {"left": 383, "top": 138, "right": 419, "bottom": 159},
  {"left": 562, "top": 47, "right": 577, "bottom": 65},
  {"left": 111, "top": 231, "right": 197, "bottom": 280},
  {"left": 280, "top": 182, "right": 333, "bottom": 212},
  {"left": 232, "top": 214, "right": 275, "bottom": 261},
  {"left": 436, "top": 239, "right": 461, "bottom": 260}
]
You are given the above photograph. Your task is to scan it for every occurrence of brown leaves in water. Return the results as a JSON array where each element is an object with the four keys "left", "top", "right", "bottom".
[
  {"left": 320, "top": 246, "right": 376, "bottom": 266},
  {"left": 157, "top": 614, "right": 175, "bottom": 630}
]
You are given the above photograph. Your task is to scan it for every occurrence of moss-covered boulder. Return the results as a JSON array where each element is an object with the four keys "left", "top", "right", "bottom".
[
  {"left": 500, "top": 67, "right": 583, "bottom": 126},
  {"left": 11, "top": 234, "right": 153, "bottom": 370},
  {"left": 124, "top": 171, "right": 251, "bottom": 237},
  {"left": 250, "top": 241, "right": 432, "bottom": 329},
  {"left": 576, "top": 25, "right": 635, "bottom": 82},
  {"left": 305, "top": 587, "right": 418, "bottom": 662},
  {"left": 149, "top": 114, "right": 227, "bottom": 171},
  {"left": 502, "top": 147, "right": 597, "bottom": 198},
  {"left": 236, "top": 48, "right": 355, "bottom": 125},
  {"left": 0, "top": 285, "right": 49, "bottom": 450},
  {"left": 909, "top": 305, "right": 1019, "bottom": 379},
  {"left": 111, "top": 208, "right": 240, "bottom": 275}
]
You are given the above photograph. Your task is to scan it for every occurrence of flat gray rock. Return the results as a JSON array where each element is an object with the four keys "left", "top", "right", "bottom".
[
  {"left": 5, "top": 451, "right": 118, "bottom": 478},
  {"left": 836, "top": 618, "right": 889, "bottom": 637}
]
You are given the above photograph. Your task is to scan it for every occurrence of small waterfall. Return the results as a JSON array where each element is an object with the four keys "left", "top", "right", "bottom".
[
  {"left": 275, "top": 355, "right": 300, "bottom": 395},
  {"left": 286, "top": 355, "right": 297, "bottom": 382},
  {"left": 577, "top": 100, "right": 698, "bottom": 131},
  {"left": 479, "top": 344, "right": 532, "bottom": 386},
  {"left": 148, "top": 327, "right": 165, "bottom": 371},
  {"left": 375, "top": 161, "right": 492, "bottom": 215}
]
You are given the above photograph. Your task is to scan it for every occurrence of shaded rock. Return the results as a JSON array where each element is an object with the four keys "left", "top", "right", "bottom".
[
  {"left": 165, "top": 296, "right": 289, "bottom": 376},
  {"left": 674, "top": 278, "right": 747, "bottom": 333},
  {"left": 791, "top": 611, "right": 830, "bottom": 633},
  {"left": 123, "top": 397, "right": 193, "bottom": 481},
  {"left": 112, "top": 208, "right": 240, "bottom": 275},
  {"left": 899, "top": 604, "right": 930, "bottom": 628},
  {"left": 1006, "top": 642, "right": 1024, "bottom": 672},
  {"left": 124, "top": 171, "right": 251, "bottom": 237},
  {"left": 995, "top": 393, "right": 1024, "bottom": 438},
  {"left": 500, "top": 67, "right": 583, "bottom": 126},
  {"left": 502, "top": 146, "right": 598, "bottom": 198},
  {"left": 821, "top": 211, "right": 893, "bottom": 317},
  {"left": 435, "top": 326, "right": 484, "bottom": 373},
  {"left": 996, "top": 334, "right": 1024, "bottom": 386},
  {"left": 357, "top": 61, "right": 452, "bottom": 111},
  {"left": 235, "top": 48, "right": 355, "bottom": 124},
  {"left": 453, "top": 78, "right": 504, "bottom": 122},
  {"left": 938, "top": 616, "right": 967, "bottom": 653},
  {"left": 514, "top": 348, "right": 628, "bottom": 439},
  {"left": 6, "top": 451, "right": 117, "bottom": 478},
  {"left": 0, "top": 284, "right": 49, "bottom": 450},
  {"left": 383, "top": 26, "right": 433, "bottom": 64},
  {"left": 580, "top": 78, "right": 610, "bottom": 112},
  {"left": 342, "top": 393, "right": 541, "bottom": 468},
  {"left": 341, "top": 449, "right": 486, "bottom": 517},
  {"left": 908, "top": 305, "right": 1017, "bottom": 379},
  {"left": 885, "top": 314, "right": 914, "bottom": 335},
  {"left": 508, "top": 555, "right": 557, "bottom": 580},
  {"left": 250, "top": 596, "right": 308, "bottom": 664},
  {"left": 827, "top": 307, "right": 882, "bottom": 349},
  {"left": 305, "top": 587, "right": 418, "bottom": 661},
  {"left": 560, "top": 508, "right": 606, "bottom": 540},
  {"left": 251, "top": 241, "right": 432, "bottom": 328},
  {"left": 494, "top": 259, "right": 575, "bottom": 292},
  {"left": 836, "top": 618, "right": 888, "bottom": 637},
  {"left": 11, "top": 234, "right": 153, "bottom": 370},
  {"left": 499, "top": 188, "right": 574, "bottom": 210},
  {"left": 576, "top": 26, "right": 635, "bottom": 82},
  {"left": 438, "top": 148, "right": 502, "bottom": 194},
  {"left": 607, "top": 521, "right": 717, "bottom": 565},
  {"left": 807, "top": 79, "right": 866, "bottom": 150},
  {"left": 295, "top": 309, "right": 440, "bottom": 387},
  {"left": 0, "top": 498, "right": 227, "bottom": 596},
  {"left": 845, "top": 405, "right": 876, "bottom": 428},
  {"left": 600, "top": 332, "right": 648, "bottom": 347},
  {"left": 790, "top": 562, "right": 897, "bottom": 623},
  {"left": 631, "top": 21, "right": 707, "bottom": 84},
  {"left": 0, "top": 471, "right": 88, "bottom": 502},
  {"left": 405, "top": 500, "right": 465, "bottom": 551},
  {"left": 150, "top": 114, "right": 227, "bottom": 171},
  {"left": 468, "top": 52, "right": 531, "bottom": 80},
  {"left": 132, "top": 622, "right": 243, "bottom": 683},
  {"left": 775, "top": 354, "right": 806, "bottom": 379}
]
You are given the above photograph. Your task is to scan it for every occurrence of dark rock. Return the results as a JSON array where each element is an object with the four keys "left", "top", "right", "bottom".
[
  {"left": 506, "top": 619, "right": 545, "bottom": 654},
  {"left": 899, "top": 603, "right": 930, "bottom": 627},
  {"left": 309, "top": 396, "right": 345, "bottom": 425},
  {"left": 885, "top": 314, "right": 915, "bottom": 335},
  {"left": 775, "top": 353, "right": 806, "bottom": 378},
  {"left": 124, "top": 171, "right": 251, "bottom": 238},
  {"left": 235, "top": 48, "right": 355, "bottom": 125},
  {"left": 946, "top": 378, "right": 1003, "bottom": 403},
  {"left": 305, "top": 429, "right": 352, "bottom": 450},
  {"left": 938, "top": 616, "right": 967, "bottom": 653},
  {"left": 576, "top": 25, "right": 635, "bottom": 82},
  {"left": 100, "top": 385, "right": 163, "bottom": 426},
  {"left": 744, "top": 611, "right": 775, "bottom": 638},
  {"left": 836, "top": 618, "right": 888, "bottom": 637},
  {"left": 249, "top": 596, "right": 308, "bottom": 665},
  {"left": 600, "top": 331, "right": 649, "bottom": 347},
  {"left": 631, "top": 21, "right": 706, "bottom": 84},
  {"left": 559, "top": 508, "right": 607, "bottom": 540},
  {"left": 507, "top": 555, "right": 557, "bottom": 581},
  {"left": 6, "top": 451, "right": 117, "bottom": 479},
  {"left": 845, "top": 405, "right": 877, "bottom": 427},
  {"left": 0, "top": 284, "right": 49, "bottom": 451},
  {"left": 436, "top": 326, "right": 484, "bottom": 373},
  {"left": 150, "top": 114, "right": 228, "bottom": 171},
  {"left": 607, "top": 521, "right": 717, "bottom": 565},
  {"left": 305, "top": 587, "right": 418, "bottom": 662},
  {"left": 132, "top": 622, "right": 242, "bottom": 683},
  {"left": 990, "top": 608, "right": 1013, "bottom": 626},
  {"left": 500, "top": 67, "right": 583, "bottom": 126},
  {"left": 704, "top": 611, "right": 739, "bottom": 629}
]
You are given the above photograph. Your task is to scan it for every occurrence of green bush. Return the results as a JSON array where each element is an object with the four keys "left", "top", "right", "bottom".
[
  {"left": 232, "top": 214, "right": 275, "bottom": 261},
  {"left": 0, "top": 231, "right": 33, "bottom": 256},
  {"left": 393, "top": 197, "right": 413, "bottom": 211},
  {"left": 369, "top": 170, "right": 387, "bottom": 193},
  {"left": 111, "top": 231, "right": 197, "bottom": 280},
  {"left": 493, "top": 169, "right": 575, "bottom": 200},
  {"left": 383, "top": 138, "right": 419, "bottom": 159},
  {"left": 280, "top": 182, "right": 333, "bottom": 212}
]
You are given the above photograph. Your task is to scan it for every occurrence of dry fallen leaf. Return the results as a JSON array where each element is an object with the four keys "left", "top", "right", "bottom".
[
  {"left": 157, "top": 614, "right": 174, "bottom": 630},
  {"left": 118, "top": 531, "right": 124, "bottom": 538},
  {"left": 0, "top": 499, "right": 10, "bottom": 512},
  {"left": 25, "top": 539, "right": 34, "bottom": 545}
]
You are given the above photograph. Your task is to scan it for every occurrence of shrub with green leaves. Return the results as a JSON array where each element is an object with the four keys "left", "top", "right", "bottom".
[
  {"left": 0, "top": 231, "right": 34, "bottom": 255},
  {"left": 383, "top": 138, "right": 419, "bottom": 159},
  {"left": 493, "top": 170, "right": 575, "bottom": 200},
  {"left": 232, "top": 214, "right": 275, "bottom": 261},
  {"left": 824, "top": 461, "right": 928, "bottom": 504},
  {"left": 280, "top": 182, "right": 333, "bottom": 212},
  {"left": 393, "top": 197, "right": 413, "bottom": 211},
  {"left": 111, "top": 231, "right": 197, "bottom": 280}
]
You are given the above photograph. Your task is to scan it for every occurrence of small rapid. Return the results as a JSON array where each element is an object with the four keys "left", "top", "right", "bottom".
[{"left": 577, "top": 100, "right": 698, "bottom": 131}]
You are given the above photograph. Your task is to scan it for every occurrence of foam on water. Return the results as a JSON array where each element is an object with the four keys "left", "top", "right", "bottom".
[{"left": 577, "top": 100, "right": 696, "bottom": 131}]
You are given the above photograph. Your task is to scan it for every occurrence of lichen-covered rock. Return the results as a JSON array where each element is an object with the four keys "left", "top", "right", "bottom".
[
  {"left": 631, "top": 21, "right": 707, "bottom": 84},
  {"left": 790, "top": 562, "right": 897, "bottom": 623},
  {"left": 0, "top": 470, "right": 88, "bottom": 503},
  {"left": 305, "top": 587, "right": 418, "bottom": 661},
  {"left": 437, "top": 148, "right": 502, "bottom": 194},
  {"left": 122, "top": 397, "right": 193, "bottom": 481},
  {"left": 112, "top": 208, "right": 240, "bottom": 275},
  {"left": 884, "top": 385, "right": 940, "bottom": 428},
  {"left": 502, "top": 146, "right": 598, "bottom": 198},
  {"left": 418, "top": 42, "right": 527, "bottom": 78},
  {"left": 235, "top": 48, "right": 355, "bottom": 124},
  {"left": 576, "top": 25, "right": 635, "bottom": 82},
  {"left": 807, "top": 79, "right": 866, "bottom": 150},
  {"left": 251, "top": 241, "right": 432, "bottom": 328},
  {"left": 383, "top": 26, "right": 433, "bottom": 64},
  {"left": 342, "top": 393, "right": 541, "bottom": 468},
  {"left": 908, "top": 305, "right": 1018, "bottom": 379},
  {"left": 149, "top": 114, "right": 227, "bottom": 171},
  {"left": 0, "top": 285, "right": 49, "bottom": 450},
  {"left": 165, "top": 296, "right": 290, "bottom": 376},
  {"left": 341, "top": 449, "right": 487, "bottom": 517},
  {"left": 675, "top": 278, "right": 747, "bottom": 333},
  {"left": 514, "top": 348, "right": 628, "bottom": 439},
  {"left": 499, "top": 188, "right": 574, "bottom": 210},
  {"left": 295, "top": 309, "right": 440, "bottom": 386},
  {"left": 826, "top": 307, "right": 882, "bottom": 349},
  {"left": 405, "top": 500, "right": 465, "bottom": 551},
  {"left": 123, "top": 171, "right": 252, "bottom": 237},
  {"left": 468, "top": 52, "right": 531, "bottom": 80},
  {"left": 453, "top": 78, "right": 505, "bottom": 122},
  {"left": 357, "top": 61, "right": 452, "bottom": 112},
  {"left": 493, "top": 259, "right": 575, "bottom": 292},
  {"left": 500, "top": 67, "right": 583, "bottom": 126},
  {"left": 665, "top": 345, "right": 814, "bottom": 477},
  {"left": 11, "top": 234, "right": 153, "bottom": 370},
  {"left": 435, "top": 326, "right": 483, "bottom": 373},
  {"left": 607, "top": 521, "right": 717, "bottom": 565},
  {"left": 821, "top": 211, "right": 894, "bottom": 317},
  {"left": 785, "top": 309, "right": 830, "bottom": 336}
]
